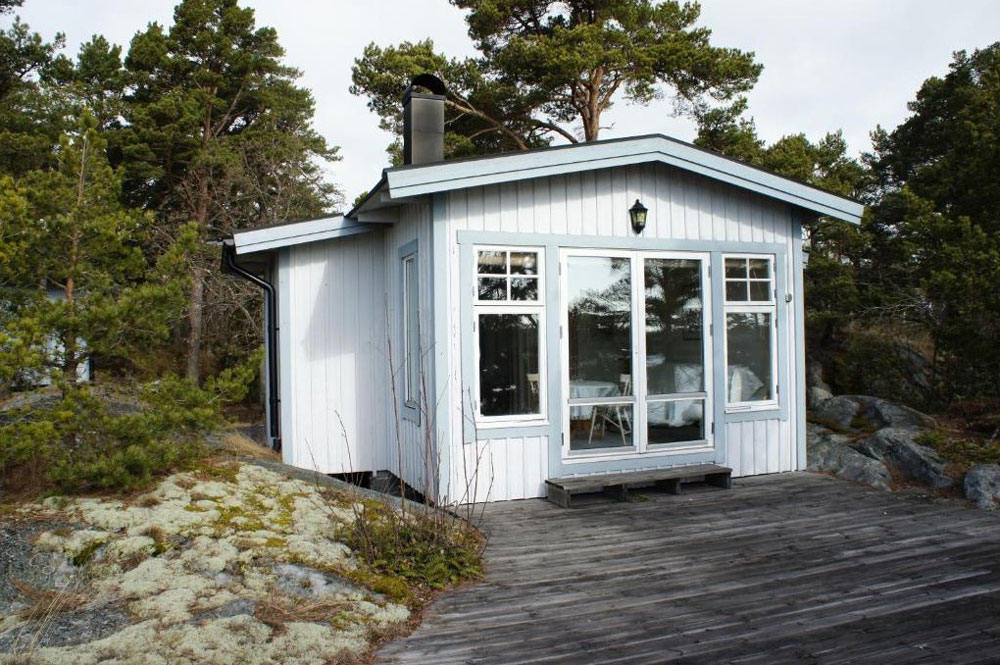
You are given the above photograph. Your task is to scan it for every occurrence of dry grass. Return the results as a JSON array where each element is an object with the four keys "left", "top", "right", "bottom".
[
  {"left": 217, "top": 431, "right": 281, "bottom": 462},
  {"left": 253, "top": 594, "right": 349, "bottom": 630},
  {"left": 10, "top": 580, "right": 88, "bottom": 621}
]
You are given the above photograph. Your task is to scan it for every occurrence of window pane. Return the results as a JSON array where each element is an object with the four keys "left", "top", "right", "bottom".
[
  {"left": 478, "top": 313, "right": 539, "bottom": 417},
  {"left": 725, "top": 281, "right": 748, "bottom": 302},
  {"left": 726, "top": 312, "right": 773, "bottom": 402},
  {"left": 477, "top": 250, "right": 506, "bottom": 275},
  {"left": 647, "top": 399, "right": 704, "bottom": 444},
  {"left": 510, "top": 251, "right": 538, "bottom": 275},
  {"left": 748, "top": 258, "right": 770, "bottom": 279},
  {"left": 749, "top": 280, "right": 771, "bottom": 301},
  {"left": 404, "top": 257, "right": 419, "bottom": 404},
  {"left": 566, "top": 256, "right": 633, "bottom": 394},
  {"left": 644, "top": 258, "right": 703, "bottom": 395},
  {"left": 510, "top": 276, "right": 538, "bottom": 301},
  {"left": 477, "top": 277, "right": 507, "bottom": 301},
  {"left": 569, "top": 403, "right": 634, "bottom": 451},
  {"left": 725, "top": 258, "right": 747, "bottom": 279}
]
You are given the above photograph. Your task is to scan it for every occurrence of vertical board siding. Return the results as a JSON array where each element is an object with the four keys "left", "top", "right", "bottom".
[
  {"left": 384, "top": 200, "right": 435, "bottom": 495},
  {"left": 285, "top": 231, "right": 387, "bottom": 476},
  {"left": 444, "top": 161, "right": 799, "bottom": 501},
  {"left": 284, "top": 199, "right": 435, "bottom": 499}
]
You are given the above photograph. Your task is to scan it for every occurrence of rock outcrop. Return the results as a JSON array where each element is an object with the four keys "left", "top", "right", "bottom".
[
  {"left": 806, "top": 425, "right": 891, "bottom": 491},
  {"left": 964, "top": 465, "right": 1000, "bottom": 510},
  {"left": 857, "top": 428, "right": 953, "bottom": 489}
]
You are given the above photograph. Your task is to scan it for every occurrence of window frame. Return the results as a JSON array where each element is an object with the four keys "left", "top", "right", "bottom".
[
  {"left": 723, "top": 253, "right": 779, "bottom": 412},
  {"left": 472, "top": 245, "right": 547, "bottom": 427},
  {"left": 397, "top": 241, "right": 420, "bottom": 424}
]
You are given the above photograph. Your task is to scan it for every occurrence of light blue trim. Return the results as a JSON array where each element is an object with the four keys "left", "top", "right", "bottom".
[
  {"left": 793, "top": 216, "right": 808, "bottom": 469},
  {"left": 387, "top": 135, "right": 863, "bottom": 224},
  {"left": 457, "top": 231, "right": 787, "bottom": 255},
  {"left": 234, "top": 215, "right": 373, "bottom": 255},
  {"left": 455, "top": 228, "right": 793, "bottom": 480},
  {"left": 710, "top": 252, "right": 727, "bottom": 467},
  {"left": 430, "top": 193, "right": 451, "bottom": 502},
  {"left": 277, "top": 248, "right": 294, "bottom": 467},
  {"left": 397, "top": 239, "right": 420, "bottom": 424}
]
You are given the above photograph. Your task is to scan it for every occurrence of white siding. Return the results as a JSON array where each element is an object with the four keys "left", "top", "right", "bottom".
[
  {"left": 383, "top": 201, "right": 436, "bottom": 496},
  {"left": 444, "top": 161, "right": 800, "bottom": 501},
  {"left": 281, "top": 199, "right": 437, "bottom": 498},
  {"left": 283, "top": 230, "right": 388, "bottom": 475}
]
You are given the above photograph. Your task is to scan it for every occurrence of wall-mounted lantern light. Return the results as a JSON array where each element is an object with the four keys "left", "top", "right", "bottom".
[{"left": 629, "top": 199, "right": 648, "bottom": 234}]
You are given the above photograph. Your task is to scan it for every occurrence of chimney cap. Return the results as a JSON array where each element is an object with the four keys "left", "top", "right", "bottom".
[{"left": 403, "top": 73, "right": 447, "bottom": 101}]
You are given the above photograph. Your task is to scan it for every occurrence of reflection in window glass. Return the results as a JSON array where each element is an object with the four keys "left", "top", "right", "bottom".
[
  {"left": 477, "top": 277, "right": 506, "bottom": 301},
  {"left": 647, "top": 399, "right": 704, "bottom": 444},
  {"left": 748, "top": 258, "right": 770, "bottom": 279},
  {"left": 725, "top": 258, "right": 747, "bottom": 279},
  {"left": 510, "top": 252, "right": 537, "bottom": 275},
  {"left": 644, "top": 258, "right": 703, "bottom": 395},
  {"left": 566, "top": 256, "right": 633, "bottom": 390},
  {"left": 477, "top": 251, "right": 506, "bottom": 274},
  {"left": 726, "top": 312, "right": 773, "bottom": 402},
  {"left": 749, "top": 280, "right": 771, "bottom": 301},
  {"left": 510, "top": 277, "right": 538, "bottom": 301},
  {"left": 478, "top": 314, "right": 540, "bottom": 417}
]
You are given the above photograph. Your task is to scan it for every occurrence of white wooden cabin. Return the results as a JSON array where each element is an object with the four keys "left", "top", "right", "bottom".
[{"left": 225, "top": 75, "right": 863, "bottom": 504}]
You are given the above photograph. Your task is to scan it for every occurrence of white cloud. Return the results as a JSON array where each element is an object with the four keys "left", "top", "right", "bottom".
[{"left": 14, "top": 0, "right": 1000, "bottom": 205}]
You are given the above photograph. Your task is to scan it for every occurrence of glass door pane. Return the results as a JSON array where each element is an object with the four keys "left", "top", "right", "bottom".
[
  {"left": 643, "top": 256, "right": 708, "bottom": 446},
  {"left": 566, "top": 255, "right": 634, "bottom": 451}
]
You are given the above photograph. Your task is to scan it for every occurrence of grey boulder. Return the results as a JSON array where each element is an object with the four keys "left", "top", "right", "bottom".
[
  {"left": 813, "top": 395, "right": 935, "bottom": 432},
  {"left": 964, "top": 465, "right": 1000, "bottom": 510},
  {"left": 807, "top": 425, "right": 891, "bottom": 491},
  {"left": 808, "top": 386, "right": 834, "bottom": 408},
  {"left": 859, "top": 428, "right": 953, "bottom": 489},
  {"left": 853, "top": 395, "right": 936, "bottom": 430},
  {"left": 813, "top": 396, "right": 860, "bottom": 430}
]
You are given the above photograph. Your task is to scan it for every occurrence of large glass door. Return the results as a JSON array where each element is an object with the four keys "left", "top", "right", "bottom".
[
  {"left": 641, "top": 255, "right": 711, "bottom": 449},
  {"left": 563, "top": 252, "right": 637, "bottom": 453},
  {"left": 562, "top": 250, "right": 711, "bottom": 458}
]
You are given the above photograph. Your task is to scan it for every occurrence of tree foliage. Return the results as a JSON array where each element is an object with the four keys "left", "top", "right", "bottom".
[{"left": 352, "top": 0, "right": 761, "bottom": 160}]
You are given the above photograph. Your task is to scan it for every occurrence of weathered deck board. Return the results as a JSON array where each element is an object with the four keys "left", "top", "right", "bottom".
[{"left": 376, "top": 473, "right": 1000, "bottom": 664}]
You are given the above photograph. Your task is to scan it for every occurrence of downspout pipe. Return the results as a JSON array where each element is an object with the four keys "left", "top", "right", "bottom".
[{"left": 222, "top": 240, "right": 281, "bottom": 452}]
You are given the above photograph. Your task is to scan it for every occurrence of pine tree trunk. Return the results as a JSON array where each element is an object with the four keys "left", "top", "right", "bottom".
[{"left": 185, "top": 268, "right": 204, "bottom": 381}]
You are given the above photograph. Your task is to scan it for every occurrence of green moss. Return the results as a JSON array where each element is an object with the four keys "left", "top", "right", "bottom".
[
  {"left": 72, "top": 539, "right": 105, "bottom": 567},
  {"left": 183, "top": 504, "right": 208, "bottom": 513},
  {"left": 916, "top": 430, "right": 1000, "bottom": 466},
  {"left": 213, "top": 505, "right": 265, "bottom": 535},
  {"left": 187, "top": 461, "right": 240, "bottom": 483},
  {"left": 263, "top": 537, "right": 287, "bottom": 548}
]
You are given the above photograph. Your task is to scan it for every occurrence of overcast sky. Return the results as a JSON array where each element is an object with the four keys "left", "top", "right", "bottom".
[{"left": 15, "top": 0, "right": 1000, "bottom": 206}]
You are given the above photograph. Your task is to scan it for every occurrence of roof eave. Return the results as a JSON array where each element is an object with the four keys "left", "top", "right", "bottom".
[{"left": 384, "top": 135, "right": 864, "bottom": 225}]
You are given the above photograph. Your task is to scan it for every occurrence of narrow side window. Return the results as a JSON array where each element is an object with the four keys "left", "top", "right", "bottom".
[{"left": 402, "top": 253, "right": 419, "bottom": 408}]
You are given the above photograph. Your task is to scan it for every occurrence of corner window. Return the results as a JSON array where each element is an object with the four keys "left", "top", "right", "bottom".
[
  {"left": 402, "top": 252, "right": 419, "bottom": 409},
  {"left": 724, "top": 256, "right": 777, "bottom": 408},
  {"left": 474, "top": 247, "right": 545, "bottom": 423}
]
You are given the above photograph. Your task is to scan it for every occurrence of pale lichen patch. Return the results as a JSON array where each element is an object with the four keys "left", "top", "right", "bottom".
[{"left": 7, "top": 462, "right": 411, "bottom": 665}]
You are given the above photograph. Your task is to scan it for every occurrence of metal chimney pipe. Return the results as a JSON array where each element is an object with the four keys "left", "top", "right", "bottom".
[{"left": 402, "top": 74, "right": 446, "bottom": 165}]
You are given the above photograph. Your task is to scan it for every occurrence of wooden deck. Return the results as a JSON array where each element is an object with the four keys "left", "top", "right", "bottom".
[{"left": 376, "top": 473, "right": 1000, "bottom": 664}]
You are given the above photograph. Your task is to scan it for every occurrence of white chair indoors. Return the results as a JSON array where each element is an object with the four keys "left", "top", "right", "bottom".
[{"left": 588, "top": 373, "right": 632, "bottom": 446}]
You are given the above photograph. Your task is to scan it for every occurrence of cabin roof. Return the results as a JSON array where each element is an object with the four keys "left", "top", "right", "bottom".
[
  {"left": 378, "top": 133, "right": 863, "bottom": 224},
  {"left": 234, "top": 132, "right": 864, "bottom": 255}
]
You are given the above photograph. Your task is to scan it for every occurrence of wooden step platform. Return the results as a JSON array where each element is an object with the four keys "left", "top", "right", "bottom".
[{"left": 545, "top": 463, "right": 732, "bottom": 508}]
